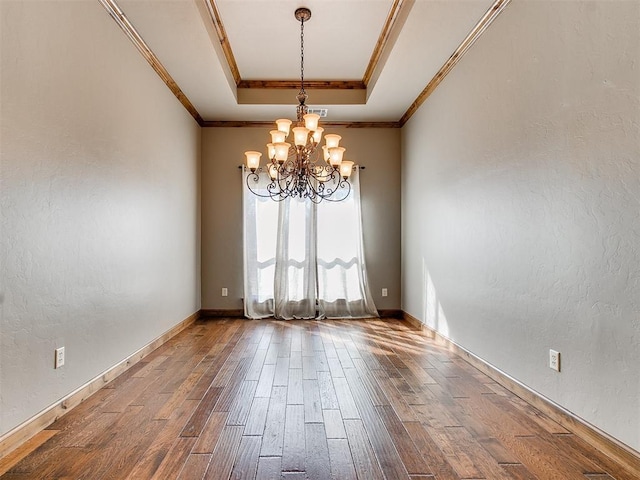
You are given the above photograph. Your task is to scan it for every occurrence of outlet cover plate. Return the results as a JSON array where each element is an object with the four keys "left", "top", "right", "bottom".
[
  {"left": 549, "top": 349, "right": 560, "bottom": 372},
  {"left": 55, "top": 347, "right": 65, "bottom": 369}
]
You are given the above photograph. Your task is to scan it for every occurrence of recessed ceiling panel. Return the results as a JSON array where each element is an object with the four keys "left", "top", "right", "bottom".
[{"left": 217, "top": 0, "right": 395, "bottom": 81}]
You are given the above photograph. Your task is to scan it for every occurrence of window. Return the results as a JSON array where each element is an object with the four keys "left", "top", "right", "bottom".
[{"left": 243, "top": 168, "right": 377, "bottom": 319}]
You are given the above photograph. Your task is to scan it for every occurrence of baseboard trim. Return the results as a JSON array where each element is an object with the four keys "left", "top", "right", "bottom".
[
  {"left": 199, "top": 308, "right": 245, "bottom": 318},
  {"left": 0, "top": 311, "right": 199, "bottom": 460},
  {"left": 401, "top": 311, "right": 640, "bottom": 477},
  {"left": 378, "top": 309, "right": 403, "bottom": 319}
]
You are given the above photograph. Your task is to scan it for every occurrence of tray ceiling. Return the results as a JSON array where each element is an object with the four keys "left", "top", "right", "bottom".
[{"left": 106, "top": 0, "right": 507, "bottom": 124}]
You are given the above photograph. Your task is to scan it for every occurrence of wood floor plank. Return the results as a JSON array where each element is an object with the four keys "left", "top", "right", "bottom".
[
  {"left": 351, "top": 358, "right": 390, "bottom": 407},
  {"left": 255, "top": 364, "right": 276, "bottom": 398},
  {"left": 403, "top": 421, "right": 460, "bottom": 479},
  {"left": 177, "top": 453, "right": 211, "bottom": 480},
  {"left": 375, "top": 375, "right": 417, "bottom": 421},
  {"left": 282, "top": 404, "right": 305, "bottom": 472},
  {"left": 287, "top": 368, "right": 304, "bottom": 405},
  {"left": 230, "top": 435, "right": 261, "bottom": 480},
  {"left": 327, "top": 356, "right": 345, "bottom": 378},
  {"left": 289, "top": 350, "right": 302, "bottom": 369},
  {"left": 192, "top": 411, "right": 228, "bottom": 454},
  {"left": 186, "top": 343, "right": 236, "bottom": 400},
  {"left": 327, "top": 438, "right": 357, "bottom": 480},
  {"left": 260, "top": 386, "right": 287, "bottom": 457},
  {"left": 303, "top": 354, "right": 318, "bottom": 380},
  {"left": 245, "top": 348, "right": 269, "bottom": 382},
  {"left": 375, "top": 404, "right": 431, "bottom": 474},
  {"left": 305, "top": 423, "right": 331, "bottom": 480},
  {"left": 227, "top": 381, "right": 258, "bottom": 426},
  {"left": 273, "top": 356, "right": 290, "bottom": 386},
  {"left": 181, "top": 386, "right": 223, "bottom": 437},
  {"left": 243, "top": 397, "right": 270, "bottom": 436},
  {"left": 203, "top": 425, "right": 244, "bottom": 480},
  {"left": 214, "top": 357, "right": 252, "bottom": 412},
  {"left": 323, "top": 409, "right": 347, "bottom": 439},
  {"left": 343, "top": 419, "right": 385, "bottom": 480},
  {"left": 123, "top": 399, "right": 198, "bottom": 479},
  {"left": 317, "top": 371, "right": 340, "bottom": 410},
  {"left": 501, "top": 463, "right": 539, "bottom": 480},
  {"left": 150, "top": 437, "right": 196, "bottom": 480},
  {"left": 316, "top": 350, "right": 330, "bottom": 372},
  {"left": 438, "top": 425, "right": 513, "bottom": 479},
  {"left": 59, "top": 409, "right": 125, "bottom": 448},
  {"left": 303, "top": 379, "right": 323, "bottom": 424},
  {"left": 332, "top": 376, "right": 360, "bottom": 420},
  {"left": 343, "top": 368, "right": 408, "bottom": 479},
  {"left": 155, "top": 370, "right": 206, "bottom": 420},
  {"left": 70, "top": 406, "right": 164, "bottom": 479},
  {"left": 255, "top": 456, "right": 282, "bottom": 479}
]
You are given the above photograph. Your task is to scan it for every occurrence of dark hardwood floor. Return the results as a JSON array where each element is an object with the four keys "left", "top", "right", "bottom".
[{"left": 0, "top": 318, "right": 635, "bottom": 479}]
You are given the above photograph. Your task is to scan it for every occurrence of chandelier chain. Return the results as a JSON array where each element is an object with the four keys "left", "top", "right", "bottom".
[{"left": 300, "top": 16, "right": 305, "bottom": 95}]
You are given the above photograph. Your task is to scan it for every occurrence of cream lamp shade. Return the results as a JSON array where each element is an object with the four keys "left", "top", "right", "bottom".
[
  {"left": 270, "top": 130, "right": 287, "bottom": 144},
  {"left": 324, "top": 134, "right": 341, "bottom": 149},
  {"left": 312, "top": 127, "right": 324, "bottom": 144},
  {"left": 245, "top": 151, "right": 262, "bottom": 171},
  {"left": 303, "top": 113, "right": 320, "bottom": 131},
  {"left": 274, "top": 142, "right": 291, "bottom": 163},
  {"left": 339, "top": 160, "right": 354, "bottom": 179},
  {"left": 266, "top": 143, "right": 276, "bottom": 160},
  {"left": 275, "top": 119, "right": 292, "bottom": 136},
  {"left": 292, "top": 127, "right": 309, "bottom": 147},
  {"left": 328, "top": 146, "right": 345, "bottom": 167}
]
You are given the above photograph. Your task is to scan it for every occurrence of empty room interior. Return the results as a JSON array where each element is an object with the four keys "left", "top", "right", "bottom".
[{"left": 1, "top": 0, "right": 639, "bottom": 478}]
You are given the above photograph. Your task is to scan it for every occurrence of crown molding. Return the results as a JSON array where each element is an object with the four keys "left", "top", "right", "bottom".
[
  {"left": 237, "top": 80, "right": 366, "bottom": 90},
  {"left": 201, "top": 121, "right": 401, "bottom": 129}
]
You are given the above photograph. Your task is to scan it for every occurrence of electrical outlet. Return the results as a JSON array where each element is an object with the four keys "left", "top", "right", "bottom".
[
  {"left": 55, "top": 347, "right": 65, "bottom": 369},
  {"left": 221, "top": 287, "right": 228, "bottom": 297},
  {"left": 381, "top": 288, "right": 388, "bottom": 297},
  {"left": 549, "top": 349, "right": 560, "bottom": 372}
]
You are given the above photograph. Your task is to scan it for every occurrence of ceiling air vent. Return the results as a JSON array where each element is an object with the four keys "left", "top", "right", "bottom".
[{"left": 307, "top": 108, "right": 328, "bottom": 118}]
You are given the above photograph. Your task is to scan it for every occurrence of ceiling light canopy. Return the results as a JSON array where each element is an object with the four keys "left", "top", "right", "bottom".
[{"left": 244, "top": 7, "right": 353, "bottom": 203}]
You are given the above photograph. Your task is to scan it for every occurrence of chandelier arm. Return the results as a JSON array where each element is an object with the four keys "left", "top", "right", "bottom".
[
  {"left": 245, "top": 170, "right": 278, "bottom": 199},
  {"left": 320, "top": 180, "right": 351, "bottom": 202}
]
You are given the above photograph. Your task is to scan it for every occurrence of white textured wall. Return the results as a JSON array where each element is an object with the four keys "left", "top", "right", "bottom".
[
  {"left": 402, "top": 1, "right": 639, "bottom": 450},
  {"left": 0, "top": 1, "right": 200, "bottom": 436}
]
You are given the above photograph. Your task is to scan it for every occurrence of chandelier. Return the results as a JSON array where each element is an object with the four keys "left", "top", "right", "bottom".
[{"left": 244, "top": 7, "right": 353, "bottom": 203}]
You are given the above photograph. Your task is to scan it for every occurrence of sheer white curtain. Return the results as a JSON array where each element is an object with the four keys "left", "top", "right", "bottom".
[
  {"left": 274, "top": 197, "right": 317, "bottom": 319},
  {"left": 316, "top": 168, "right": 378, "bottom": 318},
  {"left": 243, "top": 166, "right": 377, "bottom": 319},
  {"left": 243, "top": 170, "right": 277, "bottom": 318}
]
